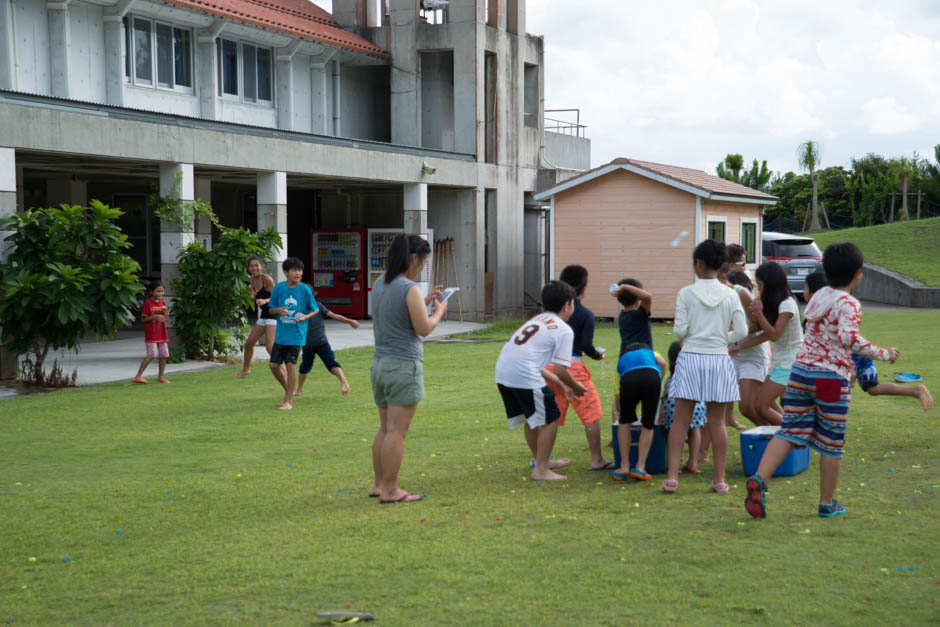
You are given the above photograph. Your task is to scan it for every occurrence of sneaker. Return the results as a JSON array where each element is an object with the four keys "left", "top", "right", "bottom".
[
  {"left": 818, "top": 500, "right": 847, "bottom": 518},
  {"left": 744, "top": 475, "right": 767, "bottom": 518}
]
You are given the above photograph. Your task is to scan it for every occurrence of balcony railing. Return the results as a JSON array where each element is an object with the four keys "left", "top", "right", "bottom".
[{"left": 544, "top": 108, "right": 587, "bottom": 138}]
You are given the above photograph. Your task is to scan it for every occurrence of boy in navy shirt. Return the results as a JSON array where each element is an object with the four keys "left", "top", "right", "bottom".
[
  {"left": 295, "top": 303, "right": 360, "bottom": 398},
  {"left": 544, "top": 265, "right": 614, "bottom": 470},
  {"left": 267, "top": 257, "right": 319, "bottom": 410},
  {"left": 612, "top": 278, "right": 654, "bottom": 356}
]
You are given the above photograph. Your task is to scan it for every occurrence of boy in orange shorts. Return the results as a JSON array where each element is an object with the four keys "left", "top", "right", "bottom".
[{"left": 543, "top": 265, "right": 615, "bottom": 470}]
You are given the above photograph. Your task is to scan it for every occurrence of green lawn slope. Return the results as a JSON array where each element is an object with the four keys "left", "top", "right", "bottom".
[{"left": 803, "top": 217, "right": 940, "bottom": 286}]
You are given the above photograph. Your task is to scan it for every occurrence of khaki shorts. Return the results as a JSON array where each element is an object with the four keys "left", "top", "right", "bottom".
[{"left": 371, "top": 357, "right": 425, "bottom": 407}]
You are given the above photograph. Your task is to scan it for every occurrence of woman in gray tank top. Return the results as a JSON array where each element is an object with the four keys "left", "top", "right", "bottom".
[{"left": 370, "top": 234, "right": 447, "bottom": 504}]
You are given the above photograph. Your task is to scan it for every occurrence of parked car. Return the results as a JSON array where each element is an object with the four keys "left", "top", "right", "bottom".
[{"left": 761, "top": 232, "right": 823, "bottom": 296}]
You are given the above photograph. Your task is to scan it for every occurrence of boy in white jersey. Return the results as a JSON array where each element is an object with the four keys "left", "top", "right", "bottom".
[{"left": 495, "top": 281, "right": 588, "bottom": 481}]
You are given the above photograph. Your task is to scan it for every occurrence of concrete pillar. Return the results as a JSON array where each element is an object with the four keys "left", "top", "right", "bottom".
[
  {"left": 159, "top": 163, "right": 195, "bottom": 295},
  {"left": 310, "top": 58, "right": 331, "bottom": 134},
  {"left": 47, "top": 0, "right": 72, "bottom": 98},
  {"left": 0, "top": 0, "right": 15, "bottom": 90},
  {"left": 197, "top": 36, "right": 219, "bottom": 120},
  {"left": 194, "top": 177, "right": 212, "bottom": 249},
  {"left": 276, "top": 54, "right": 293, "bottom": 131},
  {"left": 332, "top": 60, "right": 342, "bottom": 137},
  {"left": 506, "top": 0, "right": 524, "bottom": 34},
  {"left": 103, "top": 15, "right": 125, "bottom": 106},
  {"left": 331, "top": 0, "right": 361, "bottom": 27},
  {"left": 0, "top": 148, "right": 17, "bottom": 378},
  {"left": 389, "top": 0, "right": 419, "bottom": 147},
  {"left": 458, "top": 188, "right": 485, "bottom": 321},
  {"left": 257, "top": 171, "right": 288, "bottom": 282},
  {"left": 403, "top": 183, "right": 427, "bottom": 234}
]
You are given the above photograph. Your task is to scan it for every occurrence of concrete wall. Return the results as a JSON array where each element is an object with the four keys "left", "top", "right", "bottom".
[
  {"left": 854, "top": 263, "right": 940, "bottom": 308},
  {"left": 553, "top": 169, "right": 697, "bottom": 319},
  {"left": 341, "top": 65, "right": 391, "bottom": 142},
  {"left": 420, "top": 50, "right": 455, "bottom": 151},
  {"left": 11, "top": 0, "right": 52, "bottom": 95},
  {"left": 68, "top": 2, "right": 106, "bottom": 102},
  {"left": 543, "top": 130, "right": 590, "bottom": 171}
]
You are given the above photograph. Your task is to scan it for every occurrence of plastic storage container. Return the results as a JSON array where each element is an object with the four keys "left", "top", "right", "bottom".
[
  {"left": 611, "top": 421, "right": 668, "bottom": 474},
  {"left": 740, "top": 425, "right": 810, "bottom": 477}
]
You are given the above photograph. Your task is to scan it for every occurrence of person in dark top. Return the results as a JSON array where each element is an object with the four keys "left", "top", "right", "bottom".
[
  {"left": 235, "top": 256, "right": 277, "bottom": 379},
  {"left": 543, "top": 265, "right": 615, "bottom": 471},
  {"left": 611, "top": 278, "right": 654, "bottom": 356},
  {"left": 295, "top": 302, "right": 360, "bottom": 397}
]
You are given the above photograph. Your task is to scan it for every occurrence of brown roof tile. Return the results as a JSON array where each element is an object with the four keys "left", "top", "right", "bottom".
[
  {"left": 539, "top": 157, "right": 777, "bottom": 201},
  {"left": 161, "top": 0, "right": 389, "bottom": 58}
]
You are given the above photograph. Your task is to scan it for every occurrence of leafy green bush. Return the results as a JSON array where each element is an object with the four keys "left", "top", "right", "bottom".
[
  {"left": 171, "top": 226, "right": 281, "bottom": 361},
  {"left": 0, "top": 201, "right": 143, "bottom": 384}
]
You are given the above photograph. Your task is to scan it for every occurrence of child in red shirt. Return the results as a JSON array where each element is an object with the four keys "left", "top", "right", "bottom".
[{"left": 133, "top": 281, "right": 171, "bottom": 384}]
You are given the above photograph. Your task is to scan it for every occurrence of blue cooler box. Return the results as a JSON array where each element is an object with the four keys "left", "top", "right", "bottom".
[
  {"left": 612, "top": 422, "right": 668, "bottom": 474},
  {"left": 741, "top": 426, "right": 810, "bottom": 477}
]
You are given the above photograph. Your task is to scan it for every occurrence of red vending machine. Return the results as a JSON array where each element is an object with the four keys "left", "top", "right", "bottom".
[{"left": 309, "top": 228, "right": 367, "bottom": 318}]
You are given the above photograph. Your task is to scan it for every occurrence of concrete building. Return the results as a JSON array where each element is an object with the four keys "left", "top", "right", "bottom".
[
  {"left": 0, "top": 0, "right": 590, "bottom": 372},
  {"left": 534, "top": 158, "right": 776, "bottom": 319}
]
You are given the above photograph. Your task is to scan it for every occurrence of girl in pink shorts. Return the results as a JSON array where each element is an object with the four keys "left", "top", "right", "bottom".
[{"left": 133, "top": 281, "right": 171, "bottom": 384}]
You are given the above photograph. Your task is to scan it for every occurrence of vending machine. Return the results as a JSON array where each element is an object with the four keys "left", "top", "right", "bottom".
[
  {"left": 309, "top": 228, "right": 367, "bottom": 318},
  {"left": 367, "top": 228, "right": 433, "bottom": 316}
]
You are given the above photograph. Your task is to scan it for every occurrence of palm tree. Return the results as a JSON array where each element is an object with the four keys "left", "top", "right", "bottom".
[
  {"left": 797, "top": 141, "right": 822, "bottom": 231},
  {"left": 897, "top": 156, "right": 914, "bottom": 221}
]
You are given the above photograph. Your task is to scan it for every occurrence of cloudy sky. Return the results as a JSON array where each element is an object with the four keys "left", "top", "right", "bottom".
[{"left": 315, "top": 0, "right": 940, "bottom": 176}]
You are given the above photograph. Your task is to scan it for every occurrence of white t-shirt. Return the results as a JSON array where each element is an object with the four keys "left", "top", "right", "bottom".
[
  {"left": 770, "top": 297, "right": 803, "bottom": 369},
  {"left": 495, "top": 313, "right": 574, "bottom": 390},
  {"left": 730, "top": 285, "right": 769, "bottom": 365}
]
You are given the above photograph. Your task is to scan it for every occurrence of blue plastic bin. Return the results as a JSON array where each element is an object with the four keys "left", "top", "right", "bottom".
[
  {"left": 740, "top": 426, "right": 810, "bottom": 477},
  {"left": 611, "top": 422, "right": 668, "bottom": 474}
]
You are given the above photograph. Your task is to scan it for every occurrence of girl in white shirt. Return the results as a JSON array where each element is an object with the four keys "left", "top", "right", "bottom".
[
  {"left": 662, "top": 240, "right": 748, "bottom": 495},
  {"left": 730, "top": 262, "right": 803, "bottom": 425}
]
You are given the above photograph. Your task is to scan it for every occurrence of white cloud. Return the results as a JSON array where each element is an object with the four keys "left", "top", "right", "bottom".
[{"left": 863, "top": 96, "right": 918, "bottom": 134}]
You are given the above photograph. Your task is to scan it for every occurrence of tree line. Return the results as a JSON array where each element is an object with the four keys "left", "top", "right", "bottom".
[{"left": 715, "top": 143, "right": 940, "bottom": 232}]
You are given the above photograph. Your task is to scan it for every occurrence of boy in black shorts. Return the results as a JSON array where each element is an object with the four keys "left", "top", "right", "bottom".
[
  {"left": 494, "top": 281, "right": 587, "bottom": 481},
  {"left": 295, "top": 303, "right": 360, "bottom": 397}
]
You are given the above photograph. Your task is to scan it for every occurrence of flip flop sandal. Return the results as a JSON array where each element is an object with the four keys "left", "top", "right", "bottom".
[
  {"left": 894, "top": 373, "right": 923, "bottom": 383},
  {"left": 628, "top": 468, "right": 652, "bottom": 481},
  {"left": 379, "top": 492, "right": 425, "bottom": 504},
  {"left": 610, "top": 471, "right": 630, "bottom": 481},
  {"left": 660, "top": 479, "right": 678, "bottom": 493},
  {"left": 745, "top": 476, "right": 767, "bottom": 518},
  {"left": 588, "top": 461, "right": 617, "bottom": 471},
  {"left": 316, "top": 611, "right": 376, "bottom": 623}
]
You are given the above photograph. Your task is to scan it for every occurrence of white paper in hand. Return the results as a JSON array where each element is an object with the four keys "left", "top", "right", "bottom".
[{"left": 438, "top": 287, "right": 460, "bottom": 303}]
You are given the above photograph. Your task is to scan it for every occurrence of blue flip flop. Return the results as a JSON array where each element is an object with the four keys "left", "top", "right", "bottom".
[{"left": 894, "top": 373, "right": 922, "bottom": 383}]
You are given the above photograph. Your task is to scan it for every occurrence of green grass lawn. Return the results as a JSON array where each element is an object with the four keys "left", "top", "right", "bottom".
[
  {"left": 2, "top": 313, "right": 938, "bottom": 624},
  {"left": 803, "top": 216, "right": 940, "bottom": 286}
]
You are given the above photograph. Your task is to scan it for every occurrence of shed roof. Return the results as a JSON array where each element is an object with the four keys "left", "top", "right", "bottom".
[
  {"left": 161, "top": 0, "right": 389, "bottom": 59},
  {"left": 534, "top": 157, "right": 778, "bottom": 204}
]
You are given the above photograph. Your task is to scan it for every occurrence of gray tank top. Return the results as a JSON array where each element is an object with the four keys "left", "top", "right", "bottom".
[{"left": 372, "top": 274, "right": 423, "bottom": 362}]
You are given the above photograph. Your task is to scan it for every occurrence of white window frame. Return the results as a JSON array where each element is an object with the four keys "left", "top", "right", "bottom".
[
  {"left": 740, "top": 217, "right": 760, "bottom": 269},
  {"left": 216, "top": 38, "right": 274, "bottom": 107},
  {"left": 125, "top": 14, "right": 194, "bottom": 94},
  {"left": 705, "top": 215, "right": 728, "bottom": 243}
]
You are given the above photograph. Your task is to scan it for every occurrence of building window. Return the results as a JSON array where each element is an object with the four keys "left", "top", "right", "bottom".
[
  {"left": 741, "top": 220, "right": 758, "bottom": 264},
  {"left": 706, "top": 217, "right": 727, "bottom": 242},
  {"left": 217, "top": 39, "right": 272, "bottom": 104},
  {"left": 125, "top": 15, "right": 193, "bottom": 91}
]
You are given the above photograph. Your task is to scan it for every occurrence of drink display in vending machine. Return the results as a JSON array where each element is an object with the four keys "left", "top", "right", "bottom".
[
  {"left": 367, "top": 228, "right": 432, "bottom": 316},
  {"left": 309, "top": 228, "right": 366, "bottom": 318}
]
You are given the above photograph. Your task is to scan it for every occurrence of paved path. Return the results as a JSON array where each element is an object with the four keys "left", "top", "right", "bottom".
[{"left": 1, "top": 319, "right": 485, "bottom": 393}]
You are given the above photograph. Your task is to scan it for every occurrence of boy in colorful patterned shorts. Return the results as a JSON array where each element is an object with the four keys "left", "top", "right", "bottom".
[{"left": 745, "top": 243, "right": 899, "bottom": 519}]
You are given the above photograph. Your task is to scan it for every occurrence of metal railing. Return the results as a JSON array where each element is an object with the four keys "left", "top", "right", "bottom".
[{"left": 544, "top": 108, "right": 587, "bottom": 137}]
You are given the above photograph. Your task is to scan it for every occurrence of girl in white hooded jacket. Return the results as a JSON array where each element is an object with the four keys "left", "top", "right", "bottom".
[{"left": 662, "top": 240, "right": 748, "bottom": 494}]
